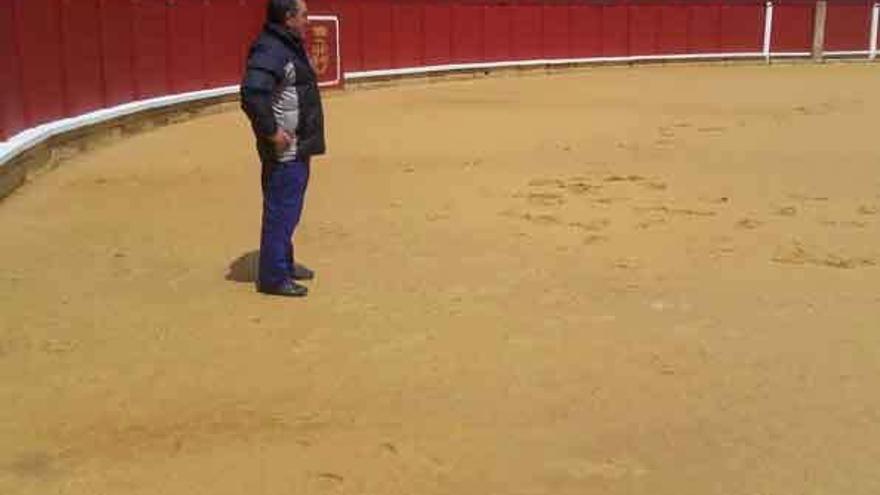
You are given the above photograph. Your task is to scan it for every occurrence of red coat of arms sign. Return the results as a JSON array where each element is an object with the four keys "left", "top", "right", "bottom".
[{"left": 306, "top": 16, "right": 342, "bottom": 88}]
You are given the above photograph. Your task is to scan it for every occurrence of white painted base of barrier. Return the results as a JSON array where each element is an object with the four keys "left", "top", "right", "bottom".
[
  {"left": 824, "top": 50, "right": 872, "bottom": 57},
  {"left": 772, "top": 52, "right": 813, "bottom": 58},
  {"left": 0, "top": 86, "right": 238, "bottom": 167},
  {"left": 345, "top": 52, "right": 775, "bottom": 80}
]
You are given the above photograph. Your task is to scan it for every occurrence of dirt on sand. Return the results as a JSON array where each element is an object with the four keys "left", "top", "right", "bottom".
[{"left": 2, "top": 63, "right": 880, "bottom": 494}]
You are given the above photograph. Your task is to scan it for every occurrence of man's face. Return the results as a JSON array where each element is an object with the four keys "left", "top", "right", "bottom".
[{"left": 285, "top": 0, "right": 308, "bottom": 38}]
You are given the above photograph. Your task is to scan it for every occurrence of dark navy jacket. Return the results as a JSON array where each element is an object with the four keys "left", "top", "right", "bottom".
[{"left": 240, "top": 23, "right": 326, "bottom": 163}]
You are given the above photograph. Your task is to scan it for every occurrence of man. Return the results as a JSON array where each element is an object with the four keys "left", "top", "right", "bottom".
[{"left": 241, "top": 0, "right": 325, "bottom": 297}]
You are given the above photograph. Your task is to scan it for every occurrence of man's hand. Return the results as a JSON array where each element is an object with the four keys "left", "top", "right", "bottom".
[{"left": 269, "top": 129, "right": 294, "bottom": 154}]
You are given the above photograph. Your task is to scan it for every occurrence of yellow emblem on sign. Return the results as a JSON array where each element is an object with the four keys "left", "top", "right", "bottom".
[{"left": 309, "top": 25, "right": 331, "bottom": 76}]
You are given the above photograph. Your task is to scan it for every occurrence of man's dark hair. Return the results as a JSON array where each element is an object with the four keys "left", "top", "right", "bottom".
[{"left": 266, "top": 0, "right": 299, "bottom": 24}]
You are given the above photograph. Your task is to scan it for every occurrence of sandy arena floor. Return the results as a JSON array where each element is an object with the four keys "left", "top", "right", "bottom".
[{"left": 2, "top": 63, "right": 880, "bottom": 494}]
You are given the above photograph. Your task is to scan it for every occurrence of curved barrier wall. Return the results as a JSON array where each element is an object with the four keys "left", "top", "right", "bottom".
[
  {"left": 331, "top": 0, "right": 878, "bottom": 77},
  {"left": 1, "top": 0, "right": 879, "bottom": 164},
  {"left": 1, "top": 0, "right": 264, "bottom": 147}
]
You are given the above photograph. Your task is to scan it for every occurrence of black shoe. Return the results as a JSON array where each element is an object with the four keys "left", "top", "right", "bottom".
[
  {"left": 291, "top": 263, "right": 315, "bottom": 281},
  {"left": 258, "top": 279, "right": 308, "bottom": 297}
]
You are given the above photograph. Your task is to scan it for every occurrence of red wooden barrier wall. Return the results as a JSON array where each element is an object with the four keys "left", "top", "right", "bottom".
[
  {"left": 60, "top": 0, "right": 104, "bottom": 117},
  {"left": 133, "top": 0, "right": 169, "bottom": 99},
  {"left": 335, "top": 1, "right": 362, "bottom": 70},
  {"left": 658, "top": 5, "right": 689, "bottom": 55},
  {"left": 454, "top": 3, "right": 485, "bottom": 63},
  {"left": 0, "top": 0, "right": 272, "bottom": 141},
  {"left": 826, "top": 1, "right": 872, "bottom": 51},
  {"left": 392, "top": 4, "right": 423, "bottom": 68},
  {"left": 204, "top": 0, "right": 245, "bottom": 88},
  {"left": 424, "top": 2, "right": 453, "bottom": 66},
  {"left": 99, "top": 0, "right": 136, "bottom": 107},
  {"left": 15, "top": 0, "right": 66, "bottom": 128},
  {"left": 511, "top": 4, "right": 542, "bottom": 60},
  {"left": 484, "top": 4, "right": 512, "bottom": 61},
  {"left": 544, "top": 4, "right": 570, "bottom": 58},
  {"left": 0, "top": 2, "right": 25, "bottom": 140},
  {"left": 570, "top": 4, "right": 602, "bottom": 57},
  {"left": 772, "top": 2, "right": 814, "bottom": 53},
  {"left": 168, "top": 0, "right": 206, "bottom": 94},
  {"left": 722, "top": 4, "right": 765, "bottom": 52},
  {"left": 361, "top": 0, "right": 393, "bottom": 70},
  {"left": 630, "top": 4, "right": 661, "bottom": 56},
  {"left": 323, "top": 0, "right": 782, "bottom": 70},
  {"left": 2, "top": 0, "right": 879, "bottom": 142},
  {"left": 603, "top": 4, "right": 630, "bottom": 56}
]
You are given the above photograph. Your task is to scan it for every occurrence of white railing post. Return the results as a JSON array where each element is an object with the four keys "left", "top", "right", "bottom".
[
  {"left": 812, "top": 1, "right": 827, "bottom": 61},
  {"left": 870, "top": 2, "right": 879, "bottom": 60},
  {"left": 763, "top": 1, "right": 775, "bottom": 62}
]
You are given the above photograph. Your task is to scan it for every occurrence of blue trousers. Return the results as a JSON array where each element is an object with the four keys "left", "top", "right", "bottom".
[{"left": 259, "top": 158, "right": 310, "bottom": 289}]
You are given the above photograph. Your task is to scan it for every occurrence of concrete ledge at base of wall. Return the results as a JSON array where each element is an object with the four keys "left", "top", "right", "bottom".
[{"left": 0, "top": 94, "right": 239, "bottom": 203}]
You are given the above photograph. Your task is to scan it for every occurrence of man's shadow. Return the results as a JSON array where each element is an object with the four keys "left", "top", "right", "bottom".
[{"left": 226, "top": 250, "right": 259, "bottom": 284}]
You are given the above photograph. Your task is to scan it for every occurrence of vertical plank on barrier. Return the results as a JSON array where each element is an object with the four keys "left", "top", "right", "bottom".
[
  {"left": 167, "top": 0, "right": 206, "bottom": 93},
  {"left": 0, "top": 2, "right": 26, "bottom": 140},
  {"left": 336, "top": 0, "right": 363, "bottom": 72},
  {"left": 245, "top": 0, "right": 264, "bottom": 43},
  {"left": 720, "top": 2, "right": 764, "bottom": 53},
  {"left": 825, "top": 1, "right": 872, "bottom": 52},
  {"left": 484, "top": 3, "right": 512, "bottom": 62},
  {"left": 132, "top": 0, "right": 169, "bottom": 99},
  {"left": 771, "top": 2, "right": 814, "bottom": 54},
  {"left": 360, "top": 0, "right": 392, "bottom": 70},
  {"left": 309, "top": 0, "right": 330, "bottom": 13},
  {"left": 687, "top": 2, "right": 722, "bottom": 54},
  {"left": 658, "top": 4, "right": 689, "bottom": 55},
  {"left": 240, "top": 0, "right": 265, "bottom": 78},
  {"left": 15, "top": 0, "right": 65, "bottom": 128},
  {"left": 391, "top": 3, "right": 422, "bottom": 69},
  {"left": 629, "top": 3, "right": 662, "bottom": 56},
  {"left": 99, "top": 0, "right": 135, "bottom": 106},
  {"left": 543, "top": 3, "right": 570, "bottom": 59},
  {"left": 423, "top": 1, "right": 451, "bottom": 66},
  {"left": 204, "top": 0, "right": 239, "bottom": 87},
  {"left": 452, "top": 3, "right": 484, "bottom": 64},
  {"left": 570, "top": 3, "right": 602, "bottom": 58},
  {"left": 601, "top": 3, "right": 629, "bottom": 57},
  {"left": 512, "top": 3, "right": 542, "bottom": 60},
  {"left": 60, "top": 0, "right": 104, "bottom": 117}
]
